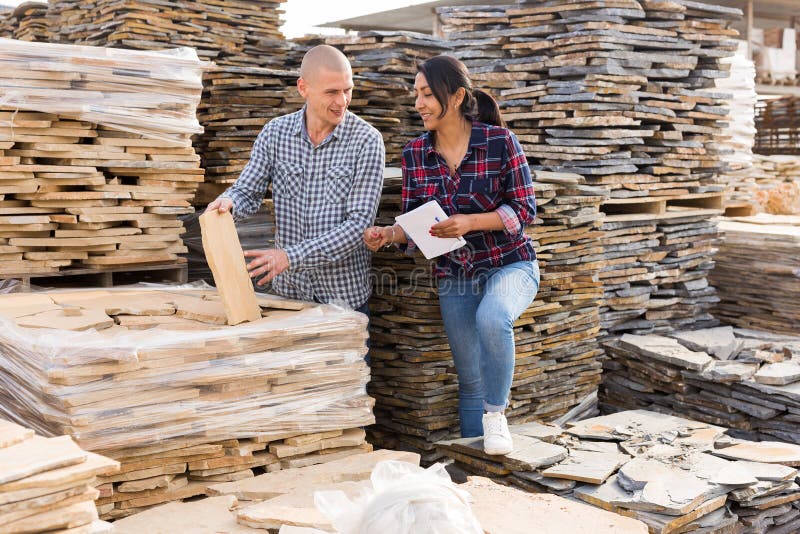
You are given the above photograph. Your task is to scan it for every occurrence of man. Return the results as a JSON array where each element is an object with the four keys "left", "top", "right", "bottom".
[{"left": 207, "top": 45, "right": 385, "bottom": 314}]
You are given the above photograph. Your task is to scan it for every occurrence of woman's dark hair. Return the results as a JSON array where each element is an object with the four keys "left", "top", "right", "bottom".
[{"left": 417, "top": 55, "right": 504, "bottom": 127}]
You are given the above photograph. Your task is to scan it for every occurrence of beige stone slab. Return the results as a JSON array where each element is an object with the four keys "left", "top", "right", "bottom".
[
  {"left": 169, "top": 294, "right": 228, "bottom": 325},
  {"left": 281, "top": 443, "right": 373, "bottom": 470},
  {"left": 465, "top": 476, "right": 647, "bottom": 534},
  {"left": 0, "top": 436, "right": 87, "bottom": 485},
  {"left": 0, "top": 452, "right": 118, "bottom": 493},
  {"left": 238, "top": 480, "right": 370, "bottom": 530},
  {"left": 0, "top": 489, "right": 98, "bottom": 533},
  {"left": 541, "top": 449, "right": 630, "bottom": 484},
  {"left": 269, "top": 429, "right": 365, "bottom": 458},
  {"left": 200, "top": 210, "right": 261, "bottom": 325},
  {"left": 207, "top": 450, "right": 420, "bottom": 501},
  {"left": 113, "top": 495, "right": 258, "bottom": 534},
  {"left": 713, "top": 441, "right": 800, "bottom": 466},
  {"left": 0, "top": 294, "right": 60, "bottom": 320},
  {"left": 16, "top": 308, "right": 114, "bottom": 331},
  {"left": 0, "top": 420, "right": 34, "bottom": 449},
  {"left": 117, "top": 474, "right": 176, "bottom": 493}
]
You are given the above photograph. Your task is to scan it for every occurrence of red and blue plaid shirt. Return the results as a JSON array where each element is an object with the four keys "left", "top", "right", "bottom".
[{"left": 401, "top": 121, "right": 537, "bottom": 278}]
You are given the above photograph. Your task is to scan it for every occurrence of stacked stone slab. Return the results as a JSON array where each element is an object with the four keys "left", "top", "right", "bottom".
[
  {"left": 437, "top": 409, "right": 800, "bottom": 533},
  {"left": 602, "top": 326, "right": 800, "bottom": 445},
  {"left": 0, "top": 39, "right": 207, "bottom": 276},
  {"left": 192, "top": 66, "right": 301, "bottom": 203},
  {"left": 3, "top": 1, "right": 49, "bottom": 42},
  {"left": 438, "top": 0, "right": 741, "bottom": 337},
  {"left": 713, "top": 41, "right": 758, "bottom": 213},
  {"left": 0, "top": 420, "right": 119, "bottom": 533},
  {"left": 0, "top": 286, "right": 374, "bottom": 519},
  {"left": 47, "top": 0, "right": 286, "bottom": 66},
  {"left": 710, "top": 215, "right": 800, "bottom": 334}
]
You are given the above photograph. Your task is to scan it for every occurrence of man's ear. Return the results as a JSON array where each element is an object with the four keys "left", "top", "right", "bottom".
[{"left": 297, "top": 77, "right": 308, "bottom": 98}]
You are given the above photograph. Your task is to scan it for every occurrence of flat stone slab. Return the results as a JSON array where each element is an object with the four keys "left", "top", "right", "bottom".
[
  {"left": 464, "top": 476, "right": 648, "bottom": 534},
  {"left": 669, "top": 326, "right": 742, "bottom": 360},
  {"left": 619, "top": 334, "right": 713, "bottom": 371},
  {"left": 237, "top": 480, "right": 370, "bottom": 531},
  {"left": 712, "top": 441, "right": 800, "bottom": 466},
  {"left": 566, "top": 409, "right": 723, "bottom": 441},
  {"left": 508, "top": 421, "right": 563, "bottom": 443},
  {"left": 698, "top": 360, "right": 758, "bottom": 383},
  {"left": 113, "top": 495, "right": 259, "bottom": 534},
  {"left": 736, "top": 461, "right": 798, "bottom": 482},
  {"left": 754, "top": 361, "right": 800, "bottom": 386},
  {"left": 207, "top": 450, "right": 419, "bottom": 501},
  {"left": 541, "top": 449, "right": 630, "bottom": 484}
]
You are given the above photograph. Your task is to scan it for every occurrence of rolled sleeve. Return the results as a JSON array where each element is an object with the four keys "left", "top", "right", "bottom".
[
  {"left": 219, "top": 124, "right": 273, "bottom": 221},
  {"left": 498, "top": 131, "right": 536, "bottom": 235},
  {"left": 496, "top": 204, "right": 522, "bottom": 236}
]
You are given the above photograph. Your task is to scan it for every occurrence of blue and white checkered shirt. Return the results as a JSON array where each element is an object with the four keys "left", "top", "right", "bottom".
[{"left": 220, "top": 106, "right": 385, "bottom": 309}]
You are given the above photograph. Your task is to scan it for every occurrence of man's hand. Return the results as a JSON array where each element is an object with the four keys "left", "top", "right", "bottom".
[
  {"left": 207, "top": 197, "right": 234, "bottom": 214},
  {"left": 430, "top": 214, "right": 472, "bottom": 238},
  {"left": 364, "top": 226, "right": 390, "bottom": 252},
  {"left": 244, "top": 249, "right": 290, "bottom": 286}
]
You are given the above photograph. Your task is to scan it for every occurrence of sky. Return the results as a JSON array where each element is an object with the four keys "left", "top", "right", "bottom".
[{"left": 0, "top": 0, "right": 432, "bottom": 37}]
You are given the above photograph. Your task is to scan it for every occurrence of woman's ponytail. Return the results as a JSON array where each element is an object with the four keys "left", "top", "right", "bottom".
[{"left": 473, "top": 89, "right": 504, "bottom": 128}]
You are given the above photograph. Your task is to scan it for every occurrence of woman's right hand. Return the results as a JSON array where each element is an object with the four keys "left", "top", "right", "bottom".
[{"left": 364, "top": 226, "right": 390, "bottom": 251}]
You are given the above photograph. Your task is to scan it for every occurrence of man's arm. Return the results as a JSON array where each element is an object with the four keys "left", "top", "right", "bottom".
[
  {"left": 213, "top": 124, "right": 274, "bottom": 221},
  {"left": 284, "top": 130, "right": 385, "bottom": 269}
]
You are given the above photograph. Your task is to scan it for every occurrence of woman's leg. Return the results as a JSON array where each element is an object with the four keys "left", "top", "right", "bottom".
[
  {"left": 438, "top": 275, "right": 485, "bottom": 437},
  {"left": 476, "top": 260, "right": 540, "bottom": 412}
]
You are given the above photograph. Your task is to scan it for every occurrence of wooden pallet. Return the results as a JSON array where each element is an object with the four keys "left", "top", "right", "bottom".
[
  {"left": 601, "top": 192, "right": 724, "bottom": 222},
  {"left": 1, "top": 261, "right": 188, "bottom": 290},
  {"left": 723, "top": 202, "right": 757, "bottom": 218}
]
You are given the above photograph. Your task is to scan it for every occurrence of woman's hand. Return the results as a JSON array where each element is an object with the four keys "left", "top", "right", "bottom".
[
  {"left": 364, "top": 226, "right": 390, "bottom": 251},
  {"left": 430, "top": 214, "right": 472, "bottom": 238}
]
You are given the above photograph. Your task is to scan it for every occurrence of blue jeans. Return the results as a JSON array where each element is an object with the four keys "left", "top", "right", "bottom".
[{"left": 437, "top": 260, "right": 540, "bottom": 437}]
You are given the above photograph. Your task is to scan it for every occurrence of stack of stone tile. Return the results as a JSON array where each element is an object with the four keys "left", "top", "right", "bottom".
[
  {"left": 0, "top": 39, "right": 208, "bottom": 276},
  {"left": 439, "top": 1, "right": 741, "bottom": 336},
  {"left": 193, "top": 66, "right": 300, "bottom": 203},
  {"left": 0, "top": 419, "right": 119, "bottom": 533},
  {"left": 713, "top": 41, "right": 758, "bottom": 214},
  {"left": 368, "top": 167, "right": 606, "bottom": 463},
  {"left": 4, "top": 1, "right": 49, "bottom": 42},
  {"left": 710, "top": 215, "right": 800, "bottom": 335},
  {"left": 602, "top": 326, "right": 800, "bottom": 445},
  {"left": 47, "top": 0, "right": 286, "bottom": 66},
  {"left": 0, "top": 8, "right": 12, "bottom": 38},
  {"left": 294, "top": 32, "right": 450, "bottom": 164},
  {"left": 437, "top": 409, "right": 800, "bottom": 533},
  {"left": 0, "top": 286, "right": 374, "bottom": 519}
]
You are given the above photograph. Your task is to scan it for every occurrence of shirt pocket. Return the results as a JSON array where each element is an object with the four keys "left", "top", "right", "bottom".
[
  {"left": 273, "top": 161, "right": 303, "bottom": 199},
  {"left": 325, "top": 165, "right": 353, "bottom": 204}
]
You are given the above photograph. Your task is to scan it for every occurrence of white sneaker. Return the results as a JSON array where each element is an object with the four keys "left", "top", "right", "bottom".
[{"left": 482, "top": 412, "right": 513, "bottom": 455}]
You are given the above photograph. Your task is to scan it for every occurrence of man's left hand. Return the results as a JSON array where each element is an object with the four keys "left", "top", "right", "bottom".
[
  {"left": 244, "top": 249, "right": 290, "bottom": 286},
  {"left": 430, "top": 214, "right": 472, "bottom": 239}
]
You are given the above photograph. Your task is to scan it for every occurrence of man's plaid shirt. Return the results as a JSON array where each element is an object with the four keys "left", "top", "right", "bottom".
[
  {"left": 401, "top": 121, "right": 537, "bottom": 278},
  {"left": 221, "top": 107, "right": 385, "bottom": 309}
]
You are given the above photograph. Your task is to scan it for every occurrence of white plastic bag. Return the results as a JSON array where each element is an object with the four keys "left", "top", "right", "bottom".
[{"left": 314, "top": 461, "right": 483, "bottom": 534}]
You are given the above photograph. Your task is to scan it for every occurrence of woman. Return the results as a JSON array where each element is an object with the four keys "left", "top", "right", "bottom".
[{"left": 364, "top": 55, "right": 539, "bottom": 455}]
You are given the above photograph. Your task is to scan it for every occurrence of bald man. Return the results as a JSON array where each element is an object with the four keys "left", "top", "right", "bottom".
[{"left": 207, "top": 45, "right": 385, "bottom": 313}]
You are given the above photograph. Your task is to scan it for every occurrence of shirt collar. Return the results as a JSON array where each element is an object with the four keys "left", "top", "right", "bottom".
[
  {"left": 424, "top": 120, "right": 488, "bottom": 158},
  {"left": 294, "top": 105, "right": 347, "bottom": 145}
]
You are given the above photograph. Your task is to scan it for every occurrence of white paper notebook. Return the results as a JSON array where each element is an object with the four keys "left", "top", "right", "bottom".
[{"left": 395, "top": 200, "right": 467, "bottom": 260}]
